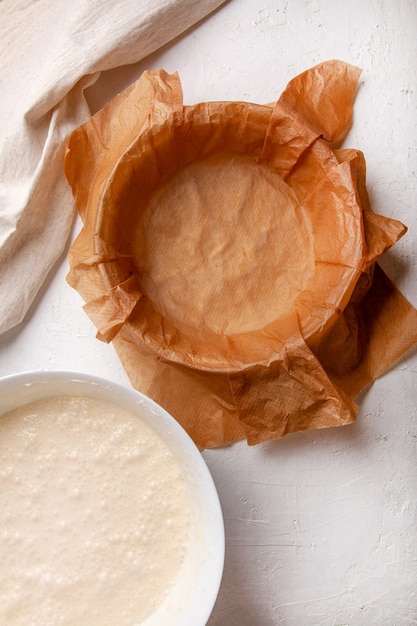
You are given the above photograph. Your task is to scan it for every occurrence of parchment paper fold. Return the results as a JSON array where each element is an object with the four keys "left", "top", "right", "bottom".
[{"left": 65, "top": 61, "right": 417, "bottom": 448}]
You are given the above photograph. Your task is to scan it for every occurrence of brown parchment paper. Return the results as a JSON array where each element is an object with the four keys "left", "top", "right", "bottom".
[{"left": 65, "top": 61, "right": 417, "bottom": 448}]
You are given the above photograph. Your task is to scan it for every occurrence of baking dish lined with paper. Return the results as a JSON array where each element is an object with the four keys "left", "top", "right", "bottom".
[{"left": 65, "top": 60, "right": 417, "bottom": 448}]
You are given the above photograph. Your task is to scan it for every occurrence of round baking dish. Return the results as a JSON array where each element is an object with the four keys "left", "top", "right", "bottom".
[{"left": 94, "top": 100, "right": 362, "bottom": 371}]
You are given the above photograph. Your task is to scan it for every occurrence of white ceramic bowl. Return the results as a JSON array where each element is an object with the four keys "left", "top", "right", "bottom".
[{"left": 0, "top": 370, "right": 224, "bottom": 626}]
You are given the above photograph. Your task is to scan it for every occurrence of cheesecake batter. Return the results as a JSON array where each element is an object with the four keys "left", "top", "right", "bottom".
[{"left": 0, "top": 395, "right": 192, "bottom": 625}]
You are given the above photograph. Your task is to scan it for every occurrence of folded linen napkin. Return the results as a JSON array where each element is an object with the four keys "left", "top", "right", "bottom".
[{"left": 0, "top": 0, "right": 226, "bottom": 335}]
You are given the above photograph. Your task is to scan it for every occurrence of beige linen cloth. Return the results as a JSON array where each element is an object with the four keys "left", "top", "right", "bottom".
[{"left": 0, "top": 0, "right": 226, "bottom": 335}]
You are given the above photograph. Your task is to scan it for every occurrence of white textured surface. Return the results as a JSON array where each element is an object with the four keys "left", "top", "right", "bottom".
[{"left": 1, "top": 1, "right": 416, "bottom": 623}]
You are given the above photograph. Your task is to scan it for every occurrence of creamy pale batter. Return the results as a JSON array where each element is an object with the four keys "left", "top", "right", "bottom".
[{"left": 0, "top": 395, "right": 192, "bottom": 625}]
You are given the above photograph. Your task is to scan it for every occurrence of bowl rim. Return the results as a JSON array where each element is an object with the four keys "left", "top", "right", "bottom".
[{"left": 0, "top": 369, "right": 225, "bottom": 626}]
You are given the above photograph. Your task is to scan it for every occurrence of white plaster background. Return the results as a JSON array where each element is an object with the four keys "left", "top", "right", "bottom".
[{"left": 1, "top": 1, "right": 416, "bottom": 624}]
